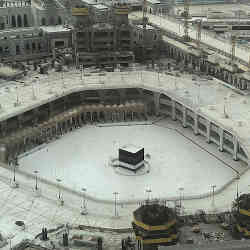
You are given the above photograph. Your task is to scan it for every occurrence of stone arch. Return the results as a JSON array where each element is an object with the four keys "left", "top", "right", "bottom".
[
  {"left": 23, "top": 14, "right": 28, "bottom": 27},
  {"left": 17, "top": 14, "right": 22, "bottom": 27},
  {"left": 41, "top": 17, "right": 46, "bottom": 26},
  {"left": 58, "top": 16, "right": 62, "bottom": 25},
  {"left": 11, "top": 15, "right": 16, "bottom": 27}
]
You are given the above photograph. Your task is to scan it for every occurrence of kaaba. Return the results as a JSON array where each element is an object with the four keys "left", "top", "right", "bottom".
[{"left": 118, "top": 145, "right": 144, "bottom": 172}]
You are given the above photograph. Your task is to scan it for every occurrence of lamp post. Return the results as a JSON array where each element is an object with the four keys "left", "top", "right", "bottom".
[
  {"left": 56, "top": 178, "right": 62, "bottom": 200},
  {"left": 236, "top": 173, "right": 240, "bottom": 213},
  {"left": 13, "top": 156, "right": 19, "bottom": 183},
  {"left": 179, "top": 187, "right": 184, "bottom": 209},
  {"left": 81, "top": 188, "right": 87, "bottom": 215},
  {"left": 145, "top": 187, "right": 152, "bottom": 201},
  {"left": 34, "top": 170, "right": 38, "bottom": 190},
  {"left": 211, "top": 184, "right": 216, "bottom": 208},
  {"left": 197, "top": 82, "right": 201, "bottom": 106},
  {"left": 113, "top": 192, "right": 119, "bottom": 217},
  {"left": 82, "top": 188, "right": 86, "bottom": 208},
  {"left": 80, "top": 64, "right": 83, "bottom": 81}
]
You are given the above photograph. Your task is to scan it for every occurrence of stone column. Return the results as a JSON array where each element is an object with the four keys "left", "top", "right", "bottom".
[
  {"left": 63, "top": 96, "right": 69, "bottom": 111},
  {"left": 153, "top": 92, "right": 160, "bottom": 116},
  {"left": 182, "top": 106, "right": 187, "bottom": 128},
  {"left": 206, "top": 120, "right": 211, "bottom": 143},
  {"left": 233, "top": 136, "right": 238, "bottom": 161},
  {"left": 171, "top": 100, "right": 176, "bottom": 121},
  {"left": 118, "top": 89, "right": 126, "bottom": 104},
  {"left": 98, "top": 90, "right": 106, "bottom": 104},
  {"left": 219, "top": 127, "right": 224, "bottom": 152},
  {"left": 49, "top": 102, "right": 54, "bottom": 118},
  {"left": 17, "top": 114, "right": 23, "bottom": 129},
  {"left": 33, "top": 108, "right": 39, "bottom": 125},
  {"left": 194, "top": 113, "right": 198, "bottom": 135}
]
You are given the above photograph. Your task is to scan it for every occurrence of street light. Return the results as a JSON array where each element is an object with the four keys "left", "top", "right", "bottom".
[
  {"left": 179, "top": 187, "right": 184, "bottom": 209},
  {"left": 81, "top": 188, "right": 87, "bottom": 215},
  {"left": 113, "top": 192, "right": 119, "bottom": 217},
  {"left": 80, "top": 64, "right": 83, "bottom": 81},
  {"left": 34, "top": 170, "right": 39, "bottom": 190},
  {"left": 211, "top": 185, "right": 216, "bottom": 208},
  {"left": 82, "top": 188, "right": 86, "bottom": 208},
  {"left": 56, "top": 178, "right": 62, "bottom": 200},
  {"left": 236, "top": 173, "right": 240, "bottom": 212},
  {"left": 145, "top": 187, "right": 152, "bottom": 201}
]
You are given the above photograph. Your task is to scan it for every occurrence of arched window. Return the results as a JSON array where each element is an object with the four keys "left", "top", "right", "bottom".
[
  {"left": 24, "top": 14, "right": 28, "bottom": 27},
  {"left": 17, "top": 14, "right": 22, "bottom": 27},
  {"left": 11, "top": 15, "right": 16, "bottom": 27},
  {"left": 41, "top": 17, "right": 46, "bottom": 26},
  {"left": 0, "top": 47, "right": 3, "bottom": 54},
  {"left": 16, "top": 45, "right": 20, "bottom": 55},
  {"left": 25, "top": 43, "right": 30, "bottom": 51},
  {"left": 32, "top": 42, "right": 36, "bottom": 52},
  {"left": 58, "top": 16, "right": 62, "bottom": 25}
]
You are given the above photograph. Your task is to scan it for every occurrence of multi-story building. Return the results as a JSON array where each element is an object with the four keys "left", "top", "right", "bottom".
[
  {"left": 0, "top": 0, "right": 69, "bottom": 62},
  {"left": 0, "top": 0, "right": 161, "bottom": 66},
  {"left": 73, "top": 1, "right": 135, "bottom": 67}
]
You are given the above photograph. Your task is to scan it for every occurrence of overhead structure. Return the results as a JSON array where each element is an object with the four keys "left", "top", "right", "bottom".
[
  {"left": 248, "top": 55, "right": 250, "bottom": 72},
  {"left": 183, "top": 0, "right": 190, "bottom": 42},
  {"left": 232, "top": 193, "right": 250, "bottom": 239},
  {"left": 142, "top": 0, "right": 148, "bottom": 61},
  {"left": 132, "top": 200, "right": 179, "bottom": 248},
  {"left": 196, "top": 19, "right": 202, "bottom": 50},
  {"left": 231, "top": 35, "right": 236, "bottom": 65}
]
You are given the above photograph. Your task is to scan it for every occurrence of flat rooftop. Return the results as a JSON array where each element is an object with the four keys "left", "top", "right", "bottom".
[
  {"left": 129, "top": 12, "right": 250, "bottom": 64},
  {"left": 93, "top": 4, "right": 109, "bottom": 10},
  {"left": 41, "top": 25, "right": 72, "bottom": 33},
  {"left": 121, "top": 144, "right": 143, "bottom": 153},
  {"left": 176, "top": 3, "right": 250, "bottom": 16}
]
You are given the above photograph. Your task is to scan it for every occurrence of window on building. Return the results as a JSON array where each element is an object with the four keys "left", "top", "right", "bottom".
[
  {"left": 25, "top": 43, "right": 30, "bottom": 51},
  {"left": 0, "top": 47, "right": 3, "bottom": 54},
  {"left": 0, "top": 23, "right": 4, "bottom": 30},
  {"left": 58, "top": 16, "right": 62, "bottom": 25},
  {"left": 24, "top": 14, "right": 28, "bottom": 27},
  {"left": 32, "top": 42, "right": 36, "bottom": 51},
  {"left": 38, "top": 43, "right": 42, "bottom": 51},
  {"left": 16, "top": 45, "right": 20, "bottom": 55},
  {"left": 41, "top": 17, "right": 46, "bottom": 26},
  {"left": 153, "top": 34, "right": 157, "bottom": 40},
  {"left": 55, "top": 41, "right": 65, "bottom": 48},
  {"left": 11, "top": 16, "right": 16, "bottom": 27},
  {"left": 17, "top": 15, "right": 22, "bottom": 27},
  {"left": 4, "top": 47, "right": 9, "bottom": 54}
]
